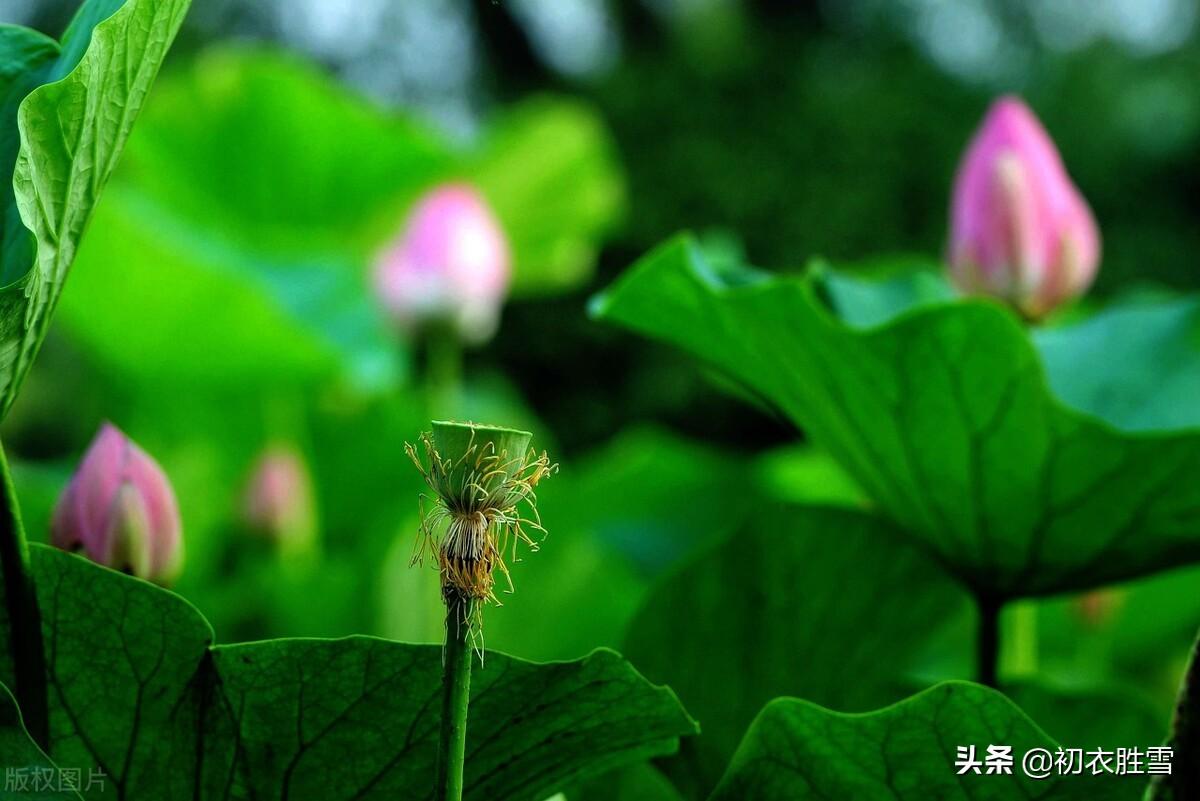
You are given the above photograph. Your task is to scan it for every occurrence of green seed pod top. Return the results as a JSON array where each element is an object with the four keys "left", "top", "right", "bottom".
[
  {"left": 408, "top": 420, "right": 554, "bottom": 608},
  {"left": 431, "top": 420, "right": 532, "bottom": 506}
]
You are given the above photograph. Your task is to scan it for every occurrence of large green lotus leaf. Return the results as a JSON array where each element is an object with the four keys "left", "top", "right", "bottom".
[
  {"left": 0, "top": 683, "right": 80, "bottom": 799},
  {"left": 27, "top": 544, "right": 696, "bottom": 800},
  {"left": 210, "top": 639, "right": 694, "bottom": 800},
  {"left": 593, "top": 235, "right": 1200, "bottom": 598},
  {"left": 108, "top": 48, "right": 452, "bottom": 256},
  {"left": 36, "top": 544, "right": 212, "bottom": 799},
  {"left": 1033, "top": 295, "right": 1200, "bottom": 432},
  {"left": 0, "top": 0, "right": 190, "bottom": 418},
  {"left": 58, "top": 47, "right": 444, "bottom": 388},
  {"left": 62, "top": 184, "right": 398, "bottom": 388},
  {"left": 710, "top": 683, "right": 1140, "bottom": 801},
  {"left": 624, "top": 504, "right": 970, "bottom": 797}
]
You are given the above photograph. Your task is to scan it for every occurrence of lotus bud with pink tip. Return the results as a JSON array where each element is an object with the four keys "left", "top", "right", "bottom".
[
  {"left": 373, "top": 183, "right": 511, "bottom": 343},
  {"left": 242, "top": 445, "right": 316, "bottom": 554},
  {"left": 51, "top": 423, "right": 183, "bottom": 584},
  {"left": 948, "top": 96, "right": 1100, "bottom": 319}
]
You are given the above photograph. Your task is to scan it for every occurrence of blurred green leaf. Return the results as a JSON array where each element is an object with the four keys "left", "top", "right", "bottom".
[
  {"left": 1034, "top": 297, "right": 1200, "bottom": 432},
  {"left": 1006, "top": 682, "right": 1165, "bottom": 751},
  {"left": 624, "top": 504, "right": 970, "bottom": 797},
  {"left": 571, "top": 763, "right": 683, "bottom": 801},
  {"left": 537, "top": 427, "right": 754, "bottom": 575},
  {"left": 64, "top": 185, "right": 395, "bottom": 388},
  {"left": 472, "top": 95, "right": 625, "bottom": 294},
  {"left": 1034, "top": 567, "right": 1200, "bottom": 715},
  {"left": 594, "top": 235, "right": 1200, "bottom": 598},
  {"left": 60, "top": 49, "right": 624, "bottom": 388},
  {"left": 753, "top": 443, "right": 866, "bottom": 507},
  {"left": 710, "top": 683, "right": 1140, "bottom": 801},
  {"left": 0, "top": 0, "right": 189, "bottom": 417},
  {"left": 28, "top": 544, "right": 696, "bottom": 799},
  {"left": 115, "top": 48, "right": 453, "bottom": 254}
]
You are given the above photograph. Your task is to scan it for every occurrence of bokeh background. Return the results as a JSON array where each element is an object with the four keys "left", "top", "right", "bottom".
[{"left": 1, "top": 0, "right": 1198, "bottom": 794}]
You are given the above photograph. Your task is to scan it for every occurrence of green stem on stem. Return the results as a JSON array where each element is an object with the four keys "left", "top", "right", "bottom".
[
  {"left": 1000, "top": 600, "right": 1039, "bottom": 679},
  {"left": 425, "top": 327, "right": 463, "bottom": 418},
  {"left": 976, "top": 595, "right": 1001, "bottom": 689},
  {"left": 0, "top": 442, "right": 47, "bottom": 749},
  {"left": 436, "top": 591, "right": 474, "bottom": 801},
  {"left": 1149, "top": 626, "right": 1200, "bottom": 800}
]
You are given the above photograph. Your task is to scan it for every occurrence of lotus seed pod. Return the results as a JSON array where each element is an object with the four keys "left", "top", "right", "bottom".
[
  {"left": 948, "top": 96, "right": 1100, "bottom": 319},
  {"left": 408, "top": 420, "right": 553, "bottom": 609},
  {"left": 372, "top": 183, "right": 511, "bottom": 343},
  {"left": 52, "top": 423, "right": 183, "bottom": 584},
  {"left": 430, "top": 420, "right": 532, "bottom": 507}
]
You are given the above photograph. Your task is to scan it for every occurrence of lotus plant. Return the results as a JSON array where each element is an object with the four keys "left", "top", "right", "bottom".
[
  {"left": 948, "top": 96, "right": 1100, "bottom": 319},
  {"left": 408, "top": 420, "right": 554, "bottom": 801},
  {"left": 242, "top": 444, "right": 317, "bottom": 555},
  {"left": 373, "top": 183, "right": 512, "bottom": 344},
  {"left": 52, "top": 423, "right": 183, "bottom": 585}
]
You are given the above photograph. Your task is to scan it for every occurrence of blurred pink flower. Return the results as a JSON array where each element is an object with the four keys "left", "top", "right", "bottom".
[
  {"left": 242, "top": 445, "right": 316, "bottom": 553},
  {"left": 373, "top": 183, "right": 511, "bottom": 342},
  {"left": 52, "top": 423, "right": 182, "bottom": 584},
  {"left": 948, "top": 96, "right": 1100, "bottom": 318}
]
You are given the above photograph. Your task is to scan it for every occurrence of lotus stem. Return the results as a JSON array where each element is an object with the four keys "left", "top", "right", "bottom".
[
  {"left": 436, "top": 591, "right": 474, "bottom": 801},
  {"left": 976, "top": 594, "right": 1001, "bottom": 688},
  {"left": 0, "top": 442, "right": 48, "bottom": 749}
]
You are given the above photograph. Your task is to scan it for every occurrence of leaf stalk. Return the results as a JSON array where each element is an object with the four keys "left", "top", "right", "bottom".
[
  {"left": 436, "top": 591, "right": 474, "bottom": 801},
  {"left": 0, "top": 441, "right": 47, "bottom": 749},
  {"left": 975, "top": 594, "right": 1001, "bottom": 689}
]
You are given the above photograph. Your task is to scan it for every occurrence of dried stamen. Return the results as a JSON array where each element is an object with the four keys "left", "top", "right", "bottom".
[{"left": 406, "top": 423, "right": 555, "bottom": 616}]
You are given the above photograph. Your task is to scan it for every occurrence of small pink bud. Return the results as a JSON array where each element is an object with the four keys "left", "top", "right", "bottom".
[
  {"left": 948, "top": 96, "right": 1100, "bottom": 318},
  {"left": 51, "top": 423, "right": 183, "bottom": 584},
  {"left": 372, "top": 183, "right": 511, "bottom": 342},
  {"left": 242, "top": 445, "right": 316, "bottom": 553}
]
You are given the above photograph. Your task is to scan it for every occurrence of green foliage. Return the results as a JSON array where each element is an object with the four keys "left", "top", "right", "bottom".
[
  {"left": 25, "top": 544, "right": 697, "bottom": 800},
  {"left": 593, "top": 235, "right": 1200, "bottom": 598},
  {"left": 470, "top": 96, "right": 626, "bottom": 295},
  {"left": 1034, "top": 296, "right": 1200, "bottom": 432},
  {"left": 1005, "top": 682, "right": 1164, "bottom": 751},
  {"left": 624, "top": 505, "right": 970, "bottom": 796},
  {"left": 383, "top": 426, "right": 754, "bottom": 662},
  {"left": 0, "top": 0, "right": 190, "bottom": 418},
  {"left": 710, "top": 682, "right": 1141, "bottom": 800},
  {"left": 58, "top": 48, "right": 625, "bottom": 388},
  {"left": 0, "top": 684, "right": 79, "bottom": 799}
]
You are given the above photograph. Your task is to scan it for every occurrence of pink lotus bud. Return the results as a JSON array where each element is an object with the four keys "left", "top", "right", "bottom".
[
  {"left": 51, "top": 423, "right": 183, "bottom": 584},
  {"left": 372, "top": 183, "right": 511, "bottom": 343},
  {"left": 948, "top": 96, "right": 1100, "bottom": 318},
  {"left": 242, "top": 445, "right": 316, "bottom": 553}
]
